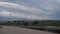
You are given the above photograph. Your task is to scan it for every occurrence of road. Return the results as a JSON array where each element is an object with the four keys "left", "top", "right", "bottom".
[{"left": 0, "top": 26, "right": 57, "bottom": 34}]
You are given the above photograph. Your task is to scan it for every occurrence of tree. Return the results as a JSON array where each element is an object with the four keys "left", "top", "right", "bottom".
[
  {"left": 32, "top": 21, "right": 38, "bottom": 26},
  {"left": 14, "top": 20, "right": 16, "bottom": 22},
  {"left": 8, "top": 21, "right": 10, "bottom": 22},
  {"left": 24, "top": 22, "right": 28, "bottom": 26}
]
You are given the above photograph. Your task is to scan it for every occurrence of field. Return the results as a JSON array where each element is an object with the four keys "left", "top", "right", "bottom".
[{"left": 0, "top": 20, "right": 60, "bottom": 27}]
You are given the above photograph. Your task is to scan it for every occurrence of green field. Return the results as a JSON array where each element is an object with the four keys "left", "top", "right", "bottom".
[
  {"left": 0, "top": 20, "right": 60, "bottom": 27},
  {"left": 0, "top": 20, "right": 24, "bottom": 26}
]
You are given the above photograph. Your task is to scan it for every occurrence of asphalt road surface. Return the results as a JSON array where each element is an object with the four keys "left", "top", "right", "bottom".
[{"left": 0, "top": 26, "right": 57, "bottom": 34}]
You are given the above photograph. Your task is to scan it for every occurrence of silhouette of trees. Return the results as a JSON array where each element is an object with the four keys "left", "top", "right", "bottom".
[
  {"left": 24, "top": 22, "right": 28, "bottom": 26},
  {"left": 14, "top": 20, "right": 16, "bottom": 22},
  {"left": 8, "top": 21, "right": 10, "bottom": 22},
  {"left": 32, "top": 21, "right": 38, "bottom": 26}
]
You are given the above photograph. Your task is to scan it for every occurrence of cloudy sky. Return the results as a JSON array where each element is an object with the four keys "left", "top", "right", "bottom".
[{"left": 0, "top": 0, "right": 60, "bottom": 20}]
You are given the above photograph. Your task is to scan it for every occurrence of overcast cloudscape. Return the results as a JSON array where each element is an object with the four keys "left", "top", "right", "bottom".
[{"left": 0, "top": 0, "right": 60, "bottom": 20}]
